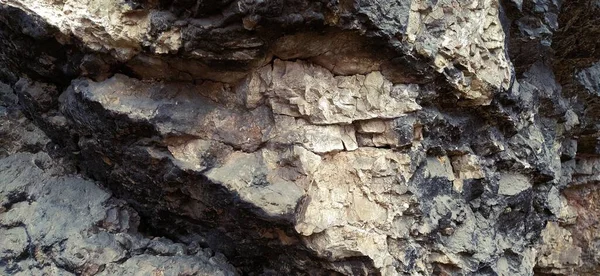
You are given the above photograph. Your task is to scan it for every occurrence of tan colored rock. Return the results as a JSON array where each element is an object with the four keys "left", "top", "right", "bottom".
[
  {"left": 269, "top": 115, "right": 358, "bottom": 153},
  {"left": 295, "top": 148, "right": 414, "bottom": 273},
  {"left": 153, "top": 29, "right": 182, "bottom": 55},
  {"left": 73, "top": 74, "right": 271, "bottom": 152},
  {"left": 205, "top": 150, "right": 305, "bottom": 219},
  {"left": 357, "top": 120, "right": 388, "bottom": 134},
  {"left": 451, "top": 154, "right": 484, "bottom": 180},
  {"left": 271, "top": 31, "right": 384, "bottom": 75},
  {"left": 245, "top": 60, "right": 421, "bottom": 124},
  {"left": 450, "top": 154, "right": 484, "bottom": 192},
  {"left": 356, "top": 120, "right": 409, "bottom": 148},
  {"left": 551, "top": 183, "right": 600, "bottom": 275},
  {"left": 236, "top": 65, "right": 272, "bottom": 109},
  {"left": 6, "top": 0, "right": 152, "bottom": 60},
  {"left": 547, "top": 187, "right": 578, "bottom": 225},
  {"left": 292, "top": 145, "right": 322, "bottom": 176},
  {"left": 372, "top": 131, "right": 400, "bottom": 148},
  {"left": 304, "top": 226, "right": 396, "bottom": 275},
  {"left": 405, "top": 0, "right": 511, "bottom": 103},
  {"left": 535, "top": 221, "right": 582, "bottom": 275},
  {"left": 167, "top": 139, "right": 232, "bottom": 172}
]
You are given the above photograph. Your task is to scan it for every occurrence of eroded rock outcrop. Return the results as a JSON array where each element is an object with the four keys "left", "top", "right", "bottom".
[
  {"left": 2, "top": 0, "right": 600, "bottom": 275},
  {"left": 0, "top": 85, "right": 237, "bottom": 275}
]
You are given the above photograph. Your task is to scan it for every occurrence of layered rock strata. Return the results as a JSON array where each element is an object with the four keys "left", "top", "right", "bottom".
[{"left": 1, "top": 0, "right": 600, "bottom": 275}]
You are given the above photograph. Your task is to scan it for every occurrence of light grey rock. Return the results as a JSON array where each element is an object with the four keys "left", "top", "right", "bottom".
[
  {"left": 576, "top": 62, "right": 600, "bottom": 95},
  {"left": 0, "top": 99, "right": 238, "bottom": 276},
  {"left": 0, "top": 227, "right": 28, "bottom": 259},
  {"left": 0, "top": 149, "right": 237, "bottom": 276},
  {"left": 498, "top": 174, "right": 531, "bottom": 196},
  {"left": 97, "top": 254, "right": 234, "bottom": 276},
  {"left": 205, "top": 150, "right": 305, "bottom": 220}
]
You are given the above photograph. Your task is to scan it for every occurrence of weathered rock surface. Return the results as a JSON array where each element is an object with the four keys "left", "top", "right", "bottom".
[
  {"left": 0, "top": 90, "right": 237, "bottom": 275},
  {"left": 2, "top": 0, "right": 600, "bottom": 275}
]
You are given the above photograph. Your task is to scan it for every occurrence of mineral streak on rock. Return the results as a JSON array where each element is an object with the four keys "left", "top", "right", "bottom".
[{"left": 2, "top": 0, "right": 600, "bottom": 275}]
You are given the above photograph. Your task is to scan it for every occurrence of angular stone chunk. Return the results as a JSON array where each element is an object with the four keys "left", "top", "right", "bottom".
[
  {"left": 69, "top": 74, "right": 272, "bottom": 152},
  {"left": 498, "top": 173, "right": 531, "bottom": 196},
  {"left": 355, "top": 119, "right": 415, "bottom": 148},
  {"left": 205, "top": 151, "right": 305, "bottom": 220},
  {"left": 302, "top": 125, "right": 346, "bottom": 153},
  {"left": 0, "top": 227, "right": 28, "bottom": 259},
  {"left": 296, "top": 148, "right": 412, "bottom": 271},
  {"left": 405, "top": 0, "right": 512, "bottom": 103},
  {"left": 424, "top": 156, "right": 455, "bottom": 180},
  {"left": 341, "top": 125, "right": 359, "bottom": 151},
  {"left": 296, "top": 148, "right": 413, "bottom": 235},
  {"left": 7, "top": 0, "right": 151, "bottom": 60},
  {"left": 167, "top": 139, "right": 233, "bottom": 172},
  {"left": 535, "top": 221, "right": 582, "bottom": 274},
  {"left": 236, "top": 65, "right": 272, "bottom": 109},
  {"left": 451, "top": 154, "right": 484, "bottom": 180},
  {"left": 295, "top": 148, "right": 414, "bottom": 273},
  {"left": 357, "top": 120, "right": 388, "bottom": 134},
  {"left": 304, "top": 227, "right": 394, "bottom": 274},
  {"left": 261, "top": 60, "right": 421, "bottom": 124},
  {"left": 576, "top": 62, "right": 600, "bottom": 95},
  {"left": 269, "top": 115, "right": 358, "bottom": 153}
]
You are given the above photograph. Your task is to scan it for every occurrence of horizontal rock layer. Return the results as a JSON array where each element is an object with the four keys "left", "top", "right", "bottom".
[{"left": 1, "top": 0, "right": 600, "bottom": 275}]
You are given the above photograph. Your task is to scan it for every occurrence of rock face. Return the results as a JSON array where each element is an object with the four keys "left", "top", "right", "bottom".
[
  {"left": 0, "top": 85, "right": 237, "bottom": 275},
  {"left": 1, "top": 0, "right": 600, "bottom": 275}
]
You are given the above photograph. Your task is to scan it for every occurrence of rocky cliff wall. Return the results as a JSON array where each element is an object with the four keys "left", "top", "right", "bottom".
[{"left": 1, "top": 0, "right": 600, "bottom": 275}]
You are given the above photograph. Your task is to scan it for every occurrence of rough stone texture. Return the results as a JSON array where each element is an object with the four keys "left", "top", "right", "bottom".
[
  {"left": 0, "top": 85, "right": 237, "bottom": 275},
  {"left": 265, "top": 59, "right": 422, "bottom": 124},
  {"left": 2, "top": 0, "right": 600, "bottom": 275}
]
